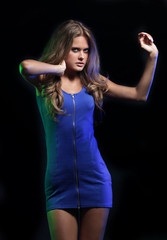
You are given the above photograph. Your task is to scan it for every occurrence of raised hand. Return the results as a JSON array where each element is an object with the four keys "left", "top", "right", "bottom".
[
  {"left": 57, "top": 60, "right": 66, "bottom": 76},
  {"left": 138, "top": 32, "right": 158, "bottom": 58}
]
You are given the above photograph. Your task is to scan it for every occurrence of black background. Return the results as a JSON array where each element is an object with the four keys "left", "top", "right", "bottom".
[{"left": 1, "top": 0, "right": 167, "bottom": 239}]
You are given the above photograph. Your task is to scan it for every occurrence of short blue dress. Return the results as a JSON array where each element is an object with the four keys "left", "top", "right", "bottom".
[{"left": 36, "top": 87, "right": 112, "bottom": 212}]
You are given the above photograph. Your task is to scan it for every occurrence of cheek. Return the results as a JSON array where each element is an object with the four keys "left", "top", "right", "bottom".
[
  {"left": 65, "top": 53, "right": 76, "bottom": 62},
  {"left": 65, "top": 55, "right": 76, "bottom": 67},
  {"left": 84, "top": 54, "right": 89, "bottom": 64},
  {"left": 85, "top": 54, "right": 89, "bottom": 62}
]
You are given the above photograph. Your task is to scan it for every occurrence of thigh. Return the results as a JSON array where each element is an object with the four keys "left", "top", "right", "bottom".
[
  {"left": 79, "top": 208, "right": 110, "bottom": 240},
  {"left": 47, "top": 208, "right": 78, "bottom": 240}
]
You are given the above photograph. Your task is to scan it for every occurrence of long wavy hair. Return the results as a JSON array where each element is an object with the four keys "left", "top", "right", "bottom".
[{"left": 39, "top": 20, "right": 107, "bottom": 120}]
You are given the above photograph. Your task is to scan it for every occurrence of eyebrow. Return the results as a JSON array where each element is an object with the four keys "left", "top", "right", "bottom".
[{"left": 72, "top": 47, "right": 89, "bottom": 50}]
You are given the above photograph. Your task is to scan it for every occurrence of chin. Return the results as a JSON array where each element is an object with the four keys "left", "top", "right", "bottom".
[
  {"left": 75, "top": 66, "right": 85, "bottom": 71},
  {"left": 67, "top": 65, "right": 85, "bottom": 73}
]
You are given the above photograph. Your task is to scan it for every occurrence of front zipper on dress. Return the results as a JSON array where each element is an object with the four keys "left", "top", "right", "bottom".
[{"left": 71, "top": 94, "right": 80, "bottom": 210}]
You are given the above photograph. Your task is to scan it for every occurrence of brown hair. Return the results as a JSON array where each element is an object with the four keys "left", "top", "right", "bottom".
[{"left": 39, "top": 20, "right": 107, "bottom": 120}]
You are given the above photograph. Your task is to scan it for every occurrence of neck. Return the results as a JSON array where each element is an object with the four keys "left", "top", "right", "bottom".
[
  {"left": 64, "top": 69, "right": 80, "bottom": 81},
  {"left": 61, "top": 70, "right": 83, "bottom": 92}
]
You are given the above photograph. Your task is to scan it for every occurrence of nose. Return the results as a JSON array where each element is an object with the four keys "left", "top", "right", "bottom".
[{"left": 78, "top": 51, "right": 84, "bottom": 60}]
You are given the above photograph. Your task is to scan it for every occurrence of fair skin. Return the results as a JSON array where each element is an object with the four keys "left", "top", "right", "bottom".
[
  {"left": 47, "top": 208, "right": 110, "bottom": 240},
  {"left": 20, "top": 33, "right": 158, "bottom": 240},
  {"left": 61, "top": 36, "right": 89, "bottom": 93},
  {"left": 20, "top": 34, "right": 158, "bottom": 99}
]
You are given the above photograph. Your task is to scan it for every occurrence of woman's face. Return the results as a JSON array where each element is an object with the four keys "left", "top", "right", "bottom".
[{"left": 65, "top": 36, "right": 89, "bottom": 73}]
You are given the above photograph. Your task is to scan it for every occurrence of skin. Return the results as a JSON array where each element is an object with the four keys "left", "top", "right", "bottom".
[
  {"left": 19, "top": 32, "right": 159, "bottom": 240},
  {"left": 47, "top": 208, "right": 110, "bottom": 240},
  {"left": 20, "top": 33, "right": 158, "bottom": 100},
  {"left": 45, "top": 38, "right": 110, "bottom": 240},
  {"left": 61, "top": 36, "right": 89, "bottom": 94}
]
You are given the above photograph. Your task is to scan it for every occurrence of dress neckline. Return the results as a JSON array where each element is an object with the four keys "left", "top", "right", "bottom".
[{"left": 61, "top": 87, "right": 85, "bottom": 95}]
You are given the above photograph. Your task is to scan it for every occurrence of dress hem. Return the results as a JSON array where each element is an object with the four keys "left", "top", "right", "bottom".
[{"left": 46, "top": 203, "right": 112, "bottom": 212}]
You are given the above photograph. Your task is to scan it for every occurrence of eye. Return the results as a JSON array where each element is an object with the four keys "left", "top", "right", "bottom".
[
  {"left": 72, "top": 48, "right": 79, "bottom": 52},
  {"left": 84, "top": 48, "right": 89, "bottom": 53}
]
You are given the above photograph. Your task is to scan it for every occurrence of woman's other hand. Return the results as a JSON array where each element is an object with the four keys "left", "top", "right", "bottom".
[{"left": 138, "top": 32, "right": 158, "bottom": 58}]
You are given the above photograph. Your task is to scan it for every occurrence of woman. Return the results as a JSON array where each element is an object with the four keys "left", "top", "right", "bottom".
[{"left": 19, "top": 20, "right": 158, "bottom": 240}]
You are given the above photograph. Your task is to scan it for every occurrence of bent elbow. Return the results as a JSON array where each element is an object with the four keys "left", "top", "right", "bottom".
[
  {"left": 135, "top": 88, "right": 148, "bottom": 102},
  {"left": 135, "top": 92, "right": 147, "bottom": 102},
  {"left": 140, "top": 94, "right": 147, "bottom": 102},
  {"left": 138, "top": 95, "right": 148, "bottom": 102},
  {"left": 144, "top": 94, "right": 149, "bottom": 102},
  {"left": 19, "top": 60, "right": 31, "bottom": 76}
]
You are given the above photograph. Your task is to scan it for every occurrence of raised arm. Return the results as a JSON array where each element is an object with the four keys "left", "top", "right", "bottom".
[
  {"left": 19, "top": 59, "right": 66, "bottom": 87},
  {"left": 103, "top": 32, "right": 158, "bottom": 101}
]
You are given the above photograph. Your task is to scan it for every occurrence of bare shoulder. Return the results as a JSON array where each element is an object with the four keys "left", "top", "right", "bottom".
[{"left": 100, "top": 74, "right": 108, "bottom": 82}]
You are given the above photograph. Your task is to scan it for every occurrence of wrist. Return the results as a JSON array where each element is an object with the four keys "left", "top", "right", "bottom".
[
  {"left": 55, "top": 64, "right": 65, "bottom": 76},
  {"left": 149, "top": 48, "right": 159, "bottom": 60}
]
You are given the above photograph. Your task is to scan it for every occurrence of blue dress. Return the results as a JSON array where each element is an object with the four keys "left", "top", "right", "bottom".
[{"left": 36, "top": 87, "right": 112, "bottom": 212}]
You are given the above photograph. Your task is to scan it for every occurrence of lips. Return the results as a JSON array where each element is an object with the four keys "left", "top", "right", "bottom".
[{"left": 76, "top": 62, "right": 85, "bottom": 67}]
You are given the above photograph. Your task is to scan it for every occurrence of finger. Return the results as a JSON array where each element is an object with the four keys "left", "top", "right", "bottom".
[
  {"left": 138, "top": 32, "right": 154, "bottom": 43},
  {"left": 60, "top": 60, "right": 66, "bottom": 67},
  {"left": 145, "top": 34, "right": 153, "bottom": 44},
  {"left": 62, "top": 60, "right": 66, "bottom": 68},
  {"left": 60, "top": 60, "right": 64, "bottom": 65}
]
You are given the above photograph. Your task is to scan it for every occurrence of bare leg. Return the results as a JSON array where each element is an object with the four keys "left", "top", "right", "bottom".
[
  {"left": 79, "top": 208, "right": 110, "bottom": 240},
  {"left": 47, "top": 209, "right": 78, "bottom": 240}
]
